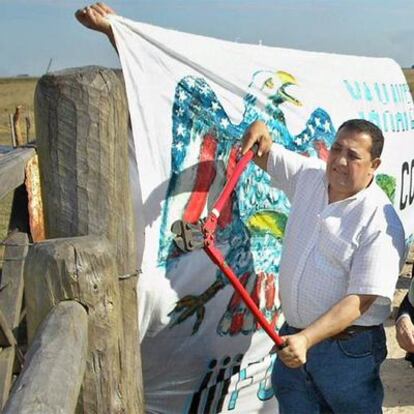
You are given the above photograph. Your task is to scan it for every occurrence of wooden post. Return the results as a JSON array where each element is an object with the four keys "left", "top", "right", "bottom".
[
  {"left": 3, "top": 301, "right": 88, "bottom": 414},
  {"left": 0, "top": 348, "right": 15, "bottom": 409},
  {"left": 34, "top": 66, "right": 143, "bottom": 413},
  {"left": 8, "top": 114, "right": 16, "bottom": 148},
  {"left": 0, "top": 233, "right": 28, "bottom": 399},
  {"left": 25, "top": 155, "right": 45, "bottom": 242},
  {"left": 24, "top": 236, "right": 125, "bottom": 413},
  {"left": 0, "top": 232, "right": 28, "bottom": 347},
  {"left": 25, "top": 115, "right": 31, "bottom": 144},
  {"left": 12, "top": 106, "right": 24, "bottom": 147}
]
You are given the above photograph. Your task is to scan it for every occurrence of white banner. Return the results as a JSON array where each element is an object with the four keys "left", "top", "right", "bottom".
[{"left": 109, "top": 15, "right": 414, "bottom": 413}]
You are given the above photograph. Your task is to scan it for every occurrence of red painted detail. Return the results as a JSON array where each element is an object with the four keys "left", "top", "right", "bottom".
[
  {"left": 227, "top": 272, "right": 249, "bottom": 310},
  {"left": 251, "top": 272, "right": 265, "bottom": 308},
  {"left": 183, "top": 134, "right": 217, "bottom": 223},
  {"left": 252, "top": 272, "right": 265, "bottom": 331},
  {"left": 218, "top": 147, "right": 238, "bottom": 228},
  {"left": 229, "top": 312, "right": 244, "bottom": 335},
  {"left": 265, "top": 274, "right": 276, "bottom": 310},
  {"left": 270, "top": 311, "right": 279, "bottom": 330}
]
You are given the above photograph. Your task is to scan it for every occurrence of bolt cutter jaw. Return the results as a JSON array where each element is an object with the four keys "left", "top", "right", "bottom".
[{"left": 171, "top": 219, "right": 205, "bottom": 252}]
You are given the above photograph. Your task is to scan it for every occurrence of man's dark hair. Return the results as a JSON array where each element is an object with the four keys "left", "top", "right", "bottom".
[{"left": 337, "top": 119, "right": 384, "bottom": 159}]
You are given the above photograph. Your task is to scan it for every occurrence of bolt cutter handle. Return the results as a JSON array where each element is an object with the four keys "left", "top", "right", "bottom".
[
  {"left": 171, "top": 142, "right": 286, "bottom": 349},
  {"left": 205, "top": 243, "right": 285, "bottom": 349}
]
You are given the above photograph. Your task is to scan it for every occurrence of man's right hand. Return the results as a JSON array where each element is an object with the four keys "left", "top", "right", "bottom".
[
  {"left": 241, "top": 121, "right": 273, "bottom": 171},
  {"left": 274, "top": 333, "right": 310, "bottom": 369},
  {"left": 396, "top": 315, "right": 414, "bottom": 353},
  {"left": 75, "top": 3, "right": 115, "bottom": 38}
]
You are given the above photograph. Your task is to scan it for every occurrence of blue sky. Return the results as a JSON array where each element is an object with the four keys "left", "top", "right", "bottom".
[{"left": 1, "top": 0, "right": 413, "bottom": 77}]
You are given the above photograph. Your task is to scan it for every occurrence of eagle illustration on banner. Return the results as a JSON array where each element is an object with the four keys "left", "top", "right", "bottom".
[{"left": 157, "top": 69, "right": 336, "bottom": 336}]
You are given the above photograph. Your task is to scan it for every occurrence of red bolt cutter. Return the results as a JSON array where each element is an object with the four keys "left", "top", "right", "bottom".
[{"left": 171, "top": 145, "right": 286, "bottom": 350}]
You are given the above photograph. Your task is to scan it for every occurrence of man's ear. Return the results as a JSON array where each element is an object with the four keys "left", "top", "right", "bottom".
[{"left": 371, "top": 158, "right": 381, "bottom": 171}]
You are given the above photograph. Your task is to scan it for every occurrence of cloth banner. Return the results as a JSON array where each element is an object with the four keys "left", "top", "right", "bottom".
[{"left": 109, "top": 14, "right": 414, "bottom": 414}]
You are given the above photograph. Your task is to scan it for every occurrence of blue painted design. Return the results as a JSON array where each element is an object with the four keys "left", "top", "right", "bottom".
[
  {"left": 257, "top": 354, "right": 276, "bottom": 401},
  {"left": 157, "top": 70, "right": 336, "bottom": 336}
]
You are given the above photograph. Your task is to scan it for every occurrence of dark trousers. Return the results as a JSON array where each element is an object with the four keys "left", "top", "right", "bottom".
[{"left": 272, "top": 323, "right": 387, "bottom": 414}]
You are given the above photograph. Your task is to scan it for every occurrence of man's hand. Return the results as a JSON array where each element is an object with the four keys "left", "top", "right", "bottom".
[
  {"left": 270, "top": 294, "right": 378, "bottom": 369},
  {"left": 241, "top": 121, "right": 273, "bottom": 171},
  {"left": 272, "top": 333, "right": 310, "bottom": 368},
  {"left": 396, "top": 316, "right": 414, "bottom": 353},
  {"left": 75, "top": 3, "right": 115, "bottom": 37}
]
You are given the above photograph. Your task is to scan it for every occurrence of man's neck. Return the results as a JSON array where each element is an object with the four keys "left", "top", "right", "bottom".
[{"left": 328, "top": 177, "right": 374, "bottom": 204}]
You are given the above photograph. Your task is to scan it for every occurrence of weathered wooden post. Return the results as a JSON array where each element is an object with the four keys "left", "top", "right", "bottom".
[
  {"left": 29, "top": 66, "right": 144, "bottom": 413},
  {"left": 0, "top": 232, "right": 29, "bottom": 408},
  {"left": 24, "top": 236, "right": 125, "bottom": 413},
  {"left": 8, "top": 114, "right": 16, "bottom": 147},
  {"left": 25, "top": 115, "right": 31, "bottom": 143},
  {"left": 12, "top": 106, "right": 24, "bottom": 147},
  {"left": 3, "top": 300, "right": 88, "bottom": 414}
]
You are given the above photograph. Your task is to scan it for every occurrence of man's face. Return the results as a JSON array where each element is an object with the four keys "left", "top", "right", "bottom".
[{"left": 326, "top": 128, "right": 381, "bottom": 202}]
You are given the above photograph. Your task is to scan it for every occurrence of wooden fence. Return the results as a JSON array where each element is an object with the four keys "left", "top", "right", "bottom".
[{"left": 0, "top": 66, "right": 144, "bottom": 413}]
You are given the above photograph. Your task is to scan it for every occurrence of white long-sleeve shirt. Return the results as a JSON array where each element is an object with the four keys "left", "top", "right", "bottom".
[{"left": 267, "top": 143, "right": 405, "bottom": 328}]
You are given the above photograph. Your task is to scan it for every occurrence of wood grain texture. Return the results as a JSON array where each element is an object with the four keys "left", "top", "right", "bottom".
[
  {"left": 0, "top": 147, "right": 35, "bottom": 201},
  {"left": 3, "top": 301, "right": 87, "bottom": 414},
  {"left": 35, "top": 66, "right": 143, "bottom": 412},
  {"left": 0, "top": 348, "right": 15, "bottom": 409},
  {"left": 0, "top": 232, "right": 28, "bottom": 347},
  {"left": 24, "top": 236, "right": 127, "bottom": 413}
]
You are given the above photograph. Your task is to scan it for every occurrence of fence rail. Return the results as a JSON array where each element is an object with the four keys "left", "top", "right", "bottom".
[
  {"left": 0, "top": 147, "right": 35, "bottom": 201},
  {"left": 3, "top": 301, "right": 88, "bottom": 414}
]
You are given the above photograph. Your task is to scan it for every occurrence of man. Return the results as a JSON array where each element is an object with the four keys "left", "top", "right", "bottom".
[
  {"left": 76, "top": 5, "right": 405, "bottom": 411},
  {"left": 242, "top": 119, "right": 405, "bottom": 413}
]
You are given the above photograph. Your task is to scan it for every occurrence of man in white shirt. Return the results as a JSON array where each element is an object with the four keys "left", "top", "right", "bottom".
[{"left": 242, "top": 119, "right": 405, "bottom": 413}]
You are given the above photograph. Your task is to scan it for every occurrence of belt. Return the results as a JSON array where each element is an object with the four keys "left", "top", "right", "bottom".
[
  {"left": 330, "top": 325, "right": 379, "bottom": 341},
  {"left": 287, "top": 324, "right": 379, "bottom": 341}
]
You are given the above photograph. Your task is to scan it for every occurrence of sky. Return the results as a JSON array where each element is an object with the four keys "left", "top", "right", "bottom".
[{"left": 1, "top": 0, "right": 413, "bottom": 77}]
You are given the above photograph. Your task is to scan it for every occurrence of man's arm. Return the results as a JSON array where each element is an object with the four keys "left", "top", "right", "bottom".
[
  {"left": 395, "top": 241, "right": 413, "bottom": 353},
  {"left": 397, "top": 292, "right": 412, "bottom": 317},
  {"left": 277, "top": 294, "right": 377, "bottom": 368},
  {"left": 75, "top": 3, "right": 117, "bottom": 49},
  {"left": 241, "top": 120, "right": 273, "bottom": 171},
  {"left": 396, "top": 290, "right": 414, "bottom": 353}
]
